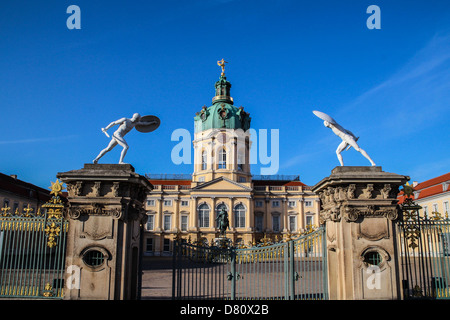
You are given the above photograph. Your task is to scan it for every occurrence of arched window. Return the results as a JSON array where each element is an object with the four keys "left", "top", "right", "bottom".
[
  {"left": 218, "top": 148, "right": 227, "bottom": 169},
  {"left": 201, "top": 150, "right": 207, "bottom": 170},
  {"left": 234, "top": 204, "right": 246, "bottom": 228},
  {"left": 198, "top": 203, "right": 210, "bottom": 228},
  {"left": 216, "top": 203, "right": 228, "bottom": 227}
]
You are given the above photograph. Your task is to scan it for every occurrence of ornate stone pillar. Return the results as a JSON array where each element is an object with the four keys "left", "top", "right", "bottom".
[
  {"left": 312, "top": 166, "right": 408, "bottom": 300},
  {"left": 58, "top": 164, "right": 153, "bottom": 300}
]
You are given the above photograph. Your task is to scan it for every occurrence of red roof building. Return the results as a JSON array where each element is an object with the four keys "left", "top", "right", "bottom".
[{"left": 397, "top": 172, "right": 450, "bottom": 216}]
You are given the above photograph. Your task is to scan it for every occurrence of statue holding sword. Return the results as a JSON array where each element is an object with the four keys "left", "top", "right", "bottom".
[{"left": 93, "top": 113, "right": 160, "bottom": 164}]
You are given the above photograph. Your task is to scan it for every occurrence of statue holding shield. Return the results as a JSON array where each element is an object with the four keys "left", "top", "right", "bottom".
[{"left": 93, "top": 113, "right": 160, "bottom": 164}]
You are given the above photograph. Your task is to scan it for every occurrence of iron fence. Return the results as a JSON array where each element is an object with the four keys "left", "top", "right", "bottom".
[
  {"left": 0, "top": 193, "right": 68, "bottom": 299},
  {"left": 398, "top": 192, "right": 450, "bottom": 299},
  {"left": 172, "top": 227, "right": 327, "bottom": 300}
]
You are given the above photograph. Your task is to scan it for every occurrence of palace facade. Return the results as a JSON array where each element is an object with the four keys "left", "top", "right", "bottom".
[{"left": 143, "top": 65, "right": 320, "bottom": 256}]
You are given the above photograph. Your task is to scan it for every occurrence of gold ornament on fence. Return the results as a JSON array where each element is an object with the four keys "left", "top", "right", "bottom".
[{"left": 42, "top": 179, "right": 66, "bottom": 247}]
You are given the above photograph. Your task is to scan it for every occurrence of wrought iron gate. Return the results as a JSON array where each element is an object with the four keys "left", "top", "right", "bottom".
[
  {"left": 0, "top": 182, "right": 68, "bottom": 299},
  {"left": 172, "top": 227, "right": 327, "bottom": 300},
  {"left": 398, "top": 190, "right": 450, "bottom": 299}
]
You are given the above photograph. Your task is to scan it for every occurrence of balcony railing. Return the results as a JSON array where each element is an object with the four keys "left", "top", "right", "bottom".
[
  {"left": 253, "top": 185, "right": 311, "bottom": 193},
  {"left": 145, "top": 173, "right": 192, "bottom": 180}
]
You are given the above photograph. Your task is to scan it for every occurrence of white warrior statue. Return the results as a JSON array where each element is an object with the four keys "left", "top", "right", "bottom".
[
  {"left": 93, "top": 113, "right": 160, "bottom": 164},
  {"left": 313, "top": 110, "right": 376, "bottom": 166}
]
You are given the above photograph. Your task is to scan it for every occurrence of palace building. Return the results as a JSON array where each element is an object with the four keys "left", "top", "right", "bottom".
[
  {"left": 143, "top": 62, "right": 320, "bottom": 256},
  {"left": 0, "top": 172, "right": 51, "bottom": 216},
  {"left": 398, "top": 172, "right": 450, "bottom": 219}
]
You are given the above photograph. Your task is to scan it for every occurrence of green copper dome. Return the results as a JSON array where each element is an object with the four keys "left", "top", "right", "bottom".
[{"left": 194, "top": 74, "right": 251, "bottom": 133}]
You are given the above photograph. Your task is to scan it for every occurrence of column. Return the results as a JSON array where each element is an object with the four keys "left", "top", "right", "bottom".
[
  {"left": 228, "top": 196, "right": 234, "bottom": 230},
  {"left": 211, "top": 196, "right": 217, "bottom": 233},
  {"left": 264, "top": 198, "right": 270, "bottom": 233},
  {"left": 298, "top": 198, "right": 305, "bottom": 231},
  {"left": 154, "top": 198, "right": 162, "bottom": 232},
  {"left": 174, "top": 198, "right": 180, "bottom": 232},
  {"left": 190, "top": 196, "right": 198, "bottom": 231}
]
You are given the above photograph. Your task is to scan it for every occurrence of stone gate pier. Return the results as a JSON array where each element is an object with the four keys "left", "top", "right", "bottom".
[
  {"left": 57, "top": 164, "right": 152, "bottom": 300},
  {"left": 312, "top": 166, "right": 408, "bottom": 300}
]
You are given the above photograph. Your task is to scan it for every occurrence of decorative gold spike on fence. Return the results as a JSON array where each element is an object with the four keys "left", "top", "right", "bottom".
[{"left": 42, "top": 179, "right": 66, "bottom": 248}]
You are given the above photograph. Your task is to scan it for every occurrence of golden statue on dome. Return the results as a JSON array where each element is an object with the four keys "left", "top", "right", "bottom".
[{"left": 217, "top": 58, "right": 228, "bottom": 76}]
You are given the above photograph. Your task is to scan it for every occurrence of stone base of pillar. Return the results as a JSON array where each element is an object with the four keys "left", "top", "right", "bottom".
[
  {"left": 57, "top": 164, "right": 153, "bottom": 300},
  {"left": 312, "top": 166, "right": 408, "bottom": 300}
]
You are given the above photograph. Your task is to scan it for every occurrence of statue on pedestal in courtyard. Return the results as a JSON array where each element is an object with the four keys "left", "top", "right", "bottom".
[
  {"left": 93, "top": 113, "right": 160, "bottom": 164},
  {"left": 313, "top": 110, "right": 376, "bottom": 167},
  {"left": 216, "top": 207, "right": 230, "bottom": 237}
]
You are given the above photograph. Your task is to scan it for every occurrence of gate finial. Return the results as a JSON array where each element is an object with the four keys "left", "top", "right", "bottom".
[{"left": 49, "top": 179, "right": 65, "bottom": 197}]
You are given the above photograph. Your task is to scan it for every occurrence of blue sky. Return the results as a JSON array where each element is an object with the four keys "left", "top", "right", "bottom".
[{"left": 1, "top": 0, "right": 449, "bottom": 188}]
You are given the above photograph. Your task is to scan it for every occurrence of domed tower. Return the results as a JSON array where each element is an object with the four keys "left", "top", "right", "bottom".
[{"left": 193, "top": 60, "right": 252, "bottom": 183}]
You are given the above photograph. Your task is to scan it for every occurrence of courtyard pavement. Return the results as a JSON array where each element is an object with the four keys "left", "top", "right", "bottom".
[{"left": 141, "top": 256, "right": 173, "bottom": 300}]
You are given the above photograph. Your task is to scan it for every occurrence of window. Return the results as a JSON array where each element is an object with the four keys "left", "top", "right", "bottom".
[
  {"left": 198, "top": 176, "right": 205, "bottom": 182},
  {"left": 363, "top": 251, "right": 382, "bottom": 266},
  {"left": 181, "top": 216, "right": 188, "bottom": 231},
  {"left": 234, "top": 204, "right": 246, "bottom": 228},
  {"left": 237, "top": 151, "right": 244, "bottom": 171},
  {"left": 146, "top": 215, "right": 154, "bottom": 230},
  {"left": 218, "top": 149, "right": 227, "bottom": 169},
  {"left": 272, "top": 216, "right": 280, "bottom": 232},
  {"left": 288, "top": 201, "right": 296, "bottom": 207},
  {"left": 3, "top": 199, "right": 9, "bottom": 208},
  {"left": 272, "top": 200, "right": 280, "bottom": 207},
  {"left": 13, "top": 202, "right": 19, "bottom": 213},
  {"left": 198, "top": 203, "right": 210, "bottom": 228},
  {"left": 255, "top": 216, "right": 263, "bottom": 232},
  {"left": 163, "top": 239, "right": 170, "bottom": 252},
  {"left": 305, "top": 200, "right": 313, "bottom": 207},
  {"left": 306, "top": 215, "right": 314, "bottom": 227},
  {"left": 201, "top": 151, "right": 207, "bottom": 170},
  {"left": 163, "top": 215, "right": 171, "bottom": 231},
  {"left": 163, "top": 200, "right": 172, "bottom": 206},
  {"left": 147, "top": 199, "right": 155, "bottom": 206},
  {"left": 423, "top": 206, "right": 428, "bottom": 217},
  {"left": 146, "top": 238, "right": 153, "bottom": 252},
  {"left": 239, "top": 177, "right": 246, "bottom": 183},
  {"left": 181, "top": 200, "right": 189, "bottom": 207},
  {"left": 444, "top": 201, "right": 449, "bottom": 215},
  {"left": 289, "top": 216, "right": 297, "bottom": 231},
  {"left": 255, "top": 200, "right": 263, "bottom": 207},
  {"left": 432, "top": 203, "right": 439, "bottom": 213},
  {"left": 83, "top": 250, "right": 104, "bottom": 267}
]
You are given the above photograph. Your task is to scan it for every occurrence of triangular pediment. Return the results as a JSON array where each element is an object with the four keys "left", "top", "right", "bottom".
[{"left": 192, "top": 176, "right": 252, "bottom": 192}]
